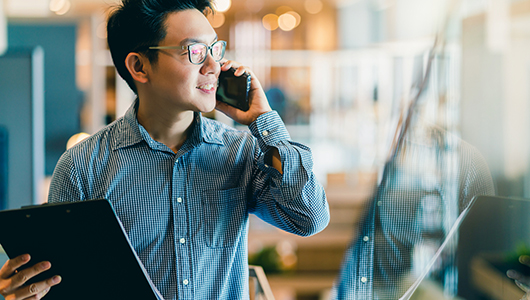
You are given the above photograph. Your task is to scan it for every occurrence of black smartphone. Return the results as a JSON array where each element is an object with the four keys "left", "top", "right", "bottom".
[{"left": 216, "top": 67, "right": 251, "bottom": 111}]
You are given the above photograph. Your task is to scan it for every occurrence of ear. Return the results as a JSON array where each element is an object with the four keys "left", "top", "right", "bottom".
[{"left": 125, "top": 52, "right": 149, "bottom": 84}]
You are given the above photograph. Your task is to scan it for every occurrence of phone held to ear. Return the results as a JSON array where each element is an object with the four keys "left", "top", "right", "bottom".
[{"left": 216, "top": 67, "right": 251, "bottom": 111}]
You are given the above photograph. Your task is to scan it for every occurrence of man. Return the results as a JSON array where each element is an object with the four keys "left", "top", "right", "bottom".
[
  {"left": 0, "top": 0, "right": 330, "bottom": 299},
  {"left": 331, "top": 122, "right": 495, "bottom": 299}
]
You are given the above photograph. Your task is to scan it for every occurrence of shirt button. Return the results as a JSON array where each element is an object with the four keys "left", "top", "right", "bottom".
[
  {"left": 183, "top": 279, "right": 189, "bottom": 285},
  {"left": 361, "top": 277, "right": 368, "bottom": 283},
  {"left": 363, "top": 236, "right": 370, "bottom": 242},
  {"left": 176, "top": 159, "right": 179, "bottom": 163},
  {"left": 377, "top": 201, "right": 383, "bottom": 207},
  {"left": 262, "top": 130, "right": 269, "bottom": 136},
  {"left": 180, "top": 238, "right": 186, "bottom": 244},
  {"left": 177, "top": 197, "right": 182, "bottom": 203}
]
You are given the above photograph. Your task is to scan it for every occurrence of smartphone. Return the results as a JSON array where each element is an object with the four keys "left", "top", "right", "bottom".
[{"left": 216, "top": 67, "right": 251, "bottom": 111}]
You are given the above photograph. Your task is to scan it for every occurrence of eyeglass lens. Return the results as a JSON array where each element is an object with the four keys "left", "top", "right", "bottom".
[{"left": 189, "top": 41, "right": 225, "bottom": 64}]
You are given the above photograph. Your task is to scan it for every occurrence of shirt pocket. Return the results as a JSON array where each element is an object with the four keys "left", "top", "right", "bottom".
[{"left": 202, "top": 187, "right": 247, "bottom": 248}]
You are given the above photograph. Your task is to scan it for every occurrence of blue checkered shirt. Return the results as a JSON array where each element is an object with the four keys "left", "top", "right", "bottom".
[
  {"left": 330, "top": 127, "right": 495, "bottom": 299},
  {"left": 48, "top": 101, "right": 330, "bottom": 300}
]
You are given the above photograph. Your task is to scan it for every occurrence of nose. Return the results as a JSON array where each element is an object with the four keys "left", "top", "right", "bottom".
[{"left": 200, "top": 51, "right": 220, "bottom": 75}]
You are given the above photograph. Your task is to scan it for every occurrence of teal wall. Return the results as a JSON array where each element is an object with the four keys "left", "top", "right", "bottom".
[{"left": 7, "top": 23, "right": 82, "bottom": 175}]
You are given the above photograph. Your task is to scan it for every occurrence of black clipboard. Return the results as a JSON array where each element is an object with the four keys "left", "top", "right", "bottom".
[{"left": 0, "top": 199, "right": 163, "bottom": 300}]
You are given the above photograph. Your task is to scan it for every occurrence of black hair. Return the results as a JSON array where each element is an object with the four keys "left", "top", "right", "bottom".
[{"left": 107, "top": 0, "right": 213, "bottom": 93}]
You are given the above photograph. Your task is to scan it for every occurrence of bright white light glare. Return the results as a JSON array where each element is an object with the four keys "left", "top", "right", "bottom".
[
  {"left": 286, "top": 11, "right": 301, "bottom": 27},
  {"left": 278, "top": 13, "right": 296, "bottom": 31},
  {"left": 49, "top": 0, "right": 65, "bottom": 12},
  {"left": 213, "top": 0, "right": 231, "bottom": 12},
  {"left": 262, "top": 14, "right": 279, "bottom": 31},
  {"left": 50, "top": 0, "right": 71, "bottom": 15},
  {"left": 55, "top": 1, "right": 70, "bottom": 15},
  {"left": 304, "top": 0, "right": 323, "bottom": 14}
]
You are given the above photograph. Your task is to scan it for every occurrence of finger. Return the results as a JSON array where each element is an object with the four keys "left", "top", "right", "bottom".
[
  {"left": 233, "top": 66, "right": 247, "bottom": 77},
  {"left": 521, "top": 255, "right": 530, "bottom": 266},
  {"left": 516, "top": 280, "right": 530, "bottom": 293},
  {"left": 30, "top": 287, "right": 50, "bottom": 300},
  {"left": 11, "top": 262, "right": 51, "bottom": 288},
  {"left": 219, "top": 59, "right": 228, "bottom": 69},
  {"left": 13, "top": 275, "right": 61, "bottom": 300},
  {"left": 507, "top": 269, "right": 523, "bottom": 281},
  {"left": 215, "top": 99, "right": 230, "bottom": 112},
  {"left": 220, "top": 60, "right": 235, "bottom": 71},
  {"left": 0, "top": 254, "right": 30, "bottom": 279}
]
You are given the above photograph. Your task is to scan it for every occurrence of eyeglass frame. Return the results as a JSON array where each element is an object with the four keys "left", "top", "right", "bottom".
[{"left": 146, "top": 40, "right": 227, "bottom": 65}]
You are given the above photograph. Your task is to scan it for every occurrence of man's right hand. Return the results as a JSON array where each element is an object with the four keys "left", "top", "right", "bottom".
[{"left": 0, "top": 254, "right": 61, "bottom": 300}]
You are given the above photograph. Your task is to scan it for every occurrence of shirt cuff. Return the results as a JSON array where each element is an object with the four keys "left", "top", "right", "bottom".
[{"left": 248, "top": 111, "right": 291, "bottom": 152}]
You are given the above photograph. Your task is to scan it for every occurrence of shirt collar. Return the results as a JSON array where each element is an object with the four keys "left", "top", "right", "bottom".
[
  {"left": 197, "top": 113, "right": 224, "bottom": 146},
  {"left": 112, "top": 99, "right": 224, "bottom": 151},
  {"left": 112, "top": 99, "right": 143, "bottom": 151}
]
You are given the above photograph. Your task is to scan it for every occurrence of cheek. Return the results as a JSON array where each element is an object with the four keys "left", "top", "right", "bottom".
[{"left": 173, "top": 69, "right": 196, "bottom": 88}]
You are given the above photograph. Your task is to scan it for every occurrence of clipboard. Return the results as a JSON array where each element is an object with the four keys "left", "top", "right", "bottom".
[{"left": 0, "top": 199, "right": 163, "bottom": 300}]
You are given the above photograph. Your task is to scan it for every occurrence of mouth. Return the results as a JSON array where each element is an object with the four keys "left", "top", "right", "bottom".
[{"left": 196, "top": 83, "right": 216, "bottom": 93}]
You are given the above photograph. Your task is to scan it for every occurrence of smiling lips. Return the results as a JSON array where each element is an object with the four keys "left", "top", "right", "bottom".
[{"left": 197, "top": 83, "right": 216, "bottom": 93}]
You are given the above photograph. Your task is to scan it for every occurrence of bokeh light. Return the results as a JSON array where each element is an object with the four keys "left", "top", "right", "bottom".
[
  {"left": 209, "top": 12, "right": 226, "bottom": 28},
  {"left": 304, "top": 0, "right": 323, "bottom": 14},
  {"left": 262, "top": 14, "right": 279, "bottom": 31},
  {"left": 49, "top": 0, "right": 71, "bottom": 15},
  {"left": 213, "top": 0, "right": 231, "bottom": 13},
  {"left": 66, "top": 133, "right": 90, "bottom": 150},
  {"left": 278, "top": 13, "right": 297, "bottom": 31},
  {"left": 285, "top": 11, "right": 301, "bottom": 28},
  {"left": 275, "top": 6, "right": 293, "bottom": 16},
  {"left": 245, "top": 0, "right": 263, "bottom": 13}
]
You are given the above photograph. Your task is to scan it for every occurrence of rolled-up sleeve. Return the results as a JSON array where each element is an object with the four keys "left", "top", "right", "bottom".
[{"left": 248, "top": 111, "right": 330, "bottom": 236}]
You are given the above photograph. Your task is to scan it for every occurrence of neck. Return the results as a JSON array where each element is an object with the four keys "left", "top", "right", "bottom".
[{"left": 136, "top": 97, "right": 195, "bottom": 153}]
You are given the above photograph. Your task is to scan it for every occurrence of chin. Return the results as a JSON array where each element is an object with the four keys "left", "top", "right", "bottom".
[{"left": 197, "top": 102, "right": 216, "bottom": 113}]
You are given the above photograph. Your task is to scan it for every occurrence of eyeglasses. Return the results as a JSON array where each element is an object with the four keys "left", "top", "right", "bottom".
[{"left": 148, "top": 40, "right": 227, "bottom": 65}]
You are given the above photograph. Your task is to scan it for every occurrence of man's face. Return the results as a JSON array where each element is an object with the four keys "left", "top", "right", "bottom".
[{"left": 145, "top": 9, "right": 220, "bottom": 113}]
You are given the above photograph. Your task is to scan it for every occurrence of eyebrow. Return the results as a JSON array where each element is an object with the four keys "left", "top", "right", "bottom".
[{"left": 179, "top": 35, "right": 219, "bottom": 46}]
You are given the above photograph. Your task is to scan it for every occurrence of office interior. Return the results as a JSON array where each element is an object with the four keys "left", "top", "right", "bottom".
[{"left": 1, "top": 0, "right": 530, "bottom": 299}]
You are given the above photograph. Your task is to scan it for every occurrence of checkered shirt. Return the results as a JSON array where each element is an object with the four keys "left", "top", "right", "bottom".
[{"left": 48, "top": 100, "right": 330, "bottom": 300}]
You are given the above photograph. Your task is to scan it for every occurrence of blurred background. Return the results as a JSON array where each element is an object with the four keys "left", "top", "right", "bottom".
[{"left": 1, "top": 0, "right": 530, "bottom": 299}]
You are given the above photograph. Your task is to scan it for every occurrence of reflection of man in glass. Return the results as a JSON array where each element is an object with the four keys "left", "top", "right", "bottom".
[{"left": 331, "top": 119, "right": 495, "bottom": 299}]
